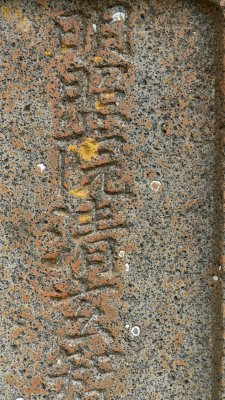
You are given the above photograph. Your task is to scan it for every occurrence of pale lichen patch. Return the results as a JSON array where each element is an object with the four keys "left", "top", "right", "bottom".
[
  {"left": 37, "top": 163, "right": 46, "bottom": 173},
  {"left": 111, "top": 11, "right": 127, "bottom": 22},
  {"left": 131, "top": 326, "right": 140, "bottom": 337},
  {"left": 125, "top": 263, "right": 130, "bottom": 271}
]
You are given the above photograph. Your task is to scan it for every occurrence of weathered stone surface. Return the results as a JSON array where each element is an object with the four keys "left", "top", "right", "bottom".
[{"left": 0, "top": 1, "right": 224, "bottom": 399}]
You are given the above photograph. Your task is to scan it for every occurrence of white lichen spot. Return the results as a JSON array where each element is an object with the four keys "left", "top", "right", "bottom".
[
  {"left": 151, "top": 180, "right": 161, "bottom": 192},
  {"left": 37, "top": 163, "right": 46, "bottom": 173},
  {"left": 16, "top": 398, "right": 24, "bottom": 400},
  {"left": 131, "top": 326, "right": 140, "bottom": 337},
  {"left": 57, "top": 359, "right": 62, "bottom": 365},
  {"left": 111, "top": 11, "right": 126, "bottom": 23},
  {"left": 125, "top": 324, "right": 130, "bottom": 329},
  {"left": 213, "top": 275, "right": 219, "bottom": 281},
  {"left": 119, "top": 250, "right": 125, "bottom": 258},
  {"left": 219, "top": 265, "right": 222, "bottom": 271},
  {"left": 93, "top": 23, "right": 97, "bottom": 32},
  {"left": 125, "top": 263, "right": 130, "bottom": 272}
]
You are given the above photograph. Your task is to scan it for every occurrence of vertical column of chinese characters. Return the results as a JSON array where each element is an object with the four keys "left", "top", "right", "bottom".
[{"left": 42, "top": 6, "right": 134, "bottom": 400}]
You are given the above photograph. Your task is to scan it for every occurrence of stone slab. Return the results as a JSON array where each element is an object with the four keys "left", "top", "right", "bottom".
[{"left": 0, "top": 1, "right": 224, "bottom": 399}]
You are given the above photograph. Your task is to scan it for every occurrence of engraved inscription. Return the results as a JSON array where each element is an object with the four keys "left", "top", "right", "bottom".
[{"left": 39, "top": 5, "right": 134, "bottom": 399}]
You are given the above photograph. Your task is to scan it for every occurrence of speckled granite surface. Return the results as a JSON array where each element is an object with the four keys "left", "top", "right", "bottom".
[{"left": 0, "top": 1, "right": 224, "bottom": 399}]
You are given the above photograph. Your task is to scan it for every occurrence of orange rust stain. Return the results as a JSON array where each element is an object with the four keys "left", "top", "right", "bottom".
[
  {"left": 67, "top": 144, "right": 77, "bottom": 153},
  {"left": 37, "top": 0, "right": 47, "bottom": 4},
  {"left": 1, "top": 5, "right": 31, "bottom": 31},
  {"left": 92, "top": 55, "right": 103, "bottom": 63},
  {"left": 69, "top": 187, "right": 89, "bottom": 199},
  {"left": 44, "top": 50, "right": 52, "bottom": 56},
  {"left": 5, "top": 373, "right": 14, "bottom": 384},
  {"left": 101, "top": 92, "right": 115, "bottom": 99},
  {"left": 79, "top": 138, "right": 99, "bottom": 160},
  {"left": 61, "top": 44, "right": 68, "bottom": 53},
  {"left": 173, "top": 359, "right": 186, "bottom": 368},
  {"left": 15, "top": 8, "right": 23, "bottom": 19},
  {"left": 12, "top": 139, "right": 24, "bottom": 149},
  {"left": 95, "top": 100, "right": 105, "bottom": 110},
  {"left": 68, "top": 138, "right": 99, "bottom": 161},
  {"left": 78, "top": 214, "right": 92, "bottom": 224},
  {"left": 0, "top": 5, "right": 12, "bottom": 20}
]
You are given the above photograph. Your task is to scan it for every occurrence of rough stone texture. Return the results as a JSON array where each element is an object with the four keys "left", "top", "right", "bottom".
[{"left": 0, "top": 1, "right": 224, "bottom": 400}]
